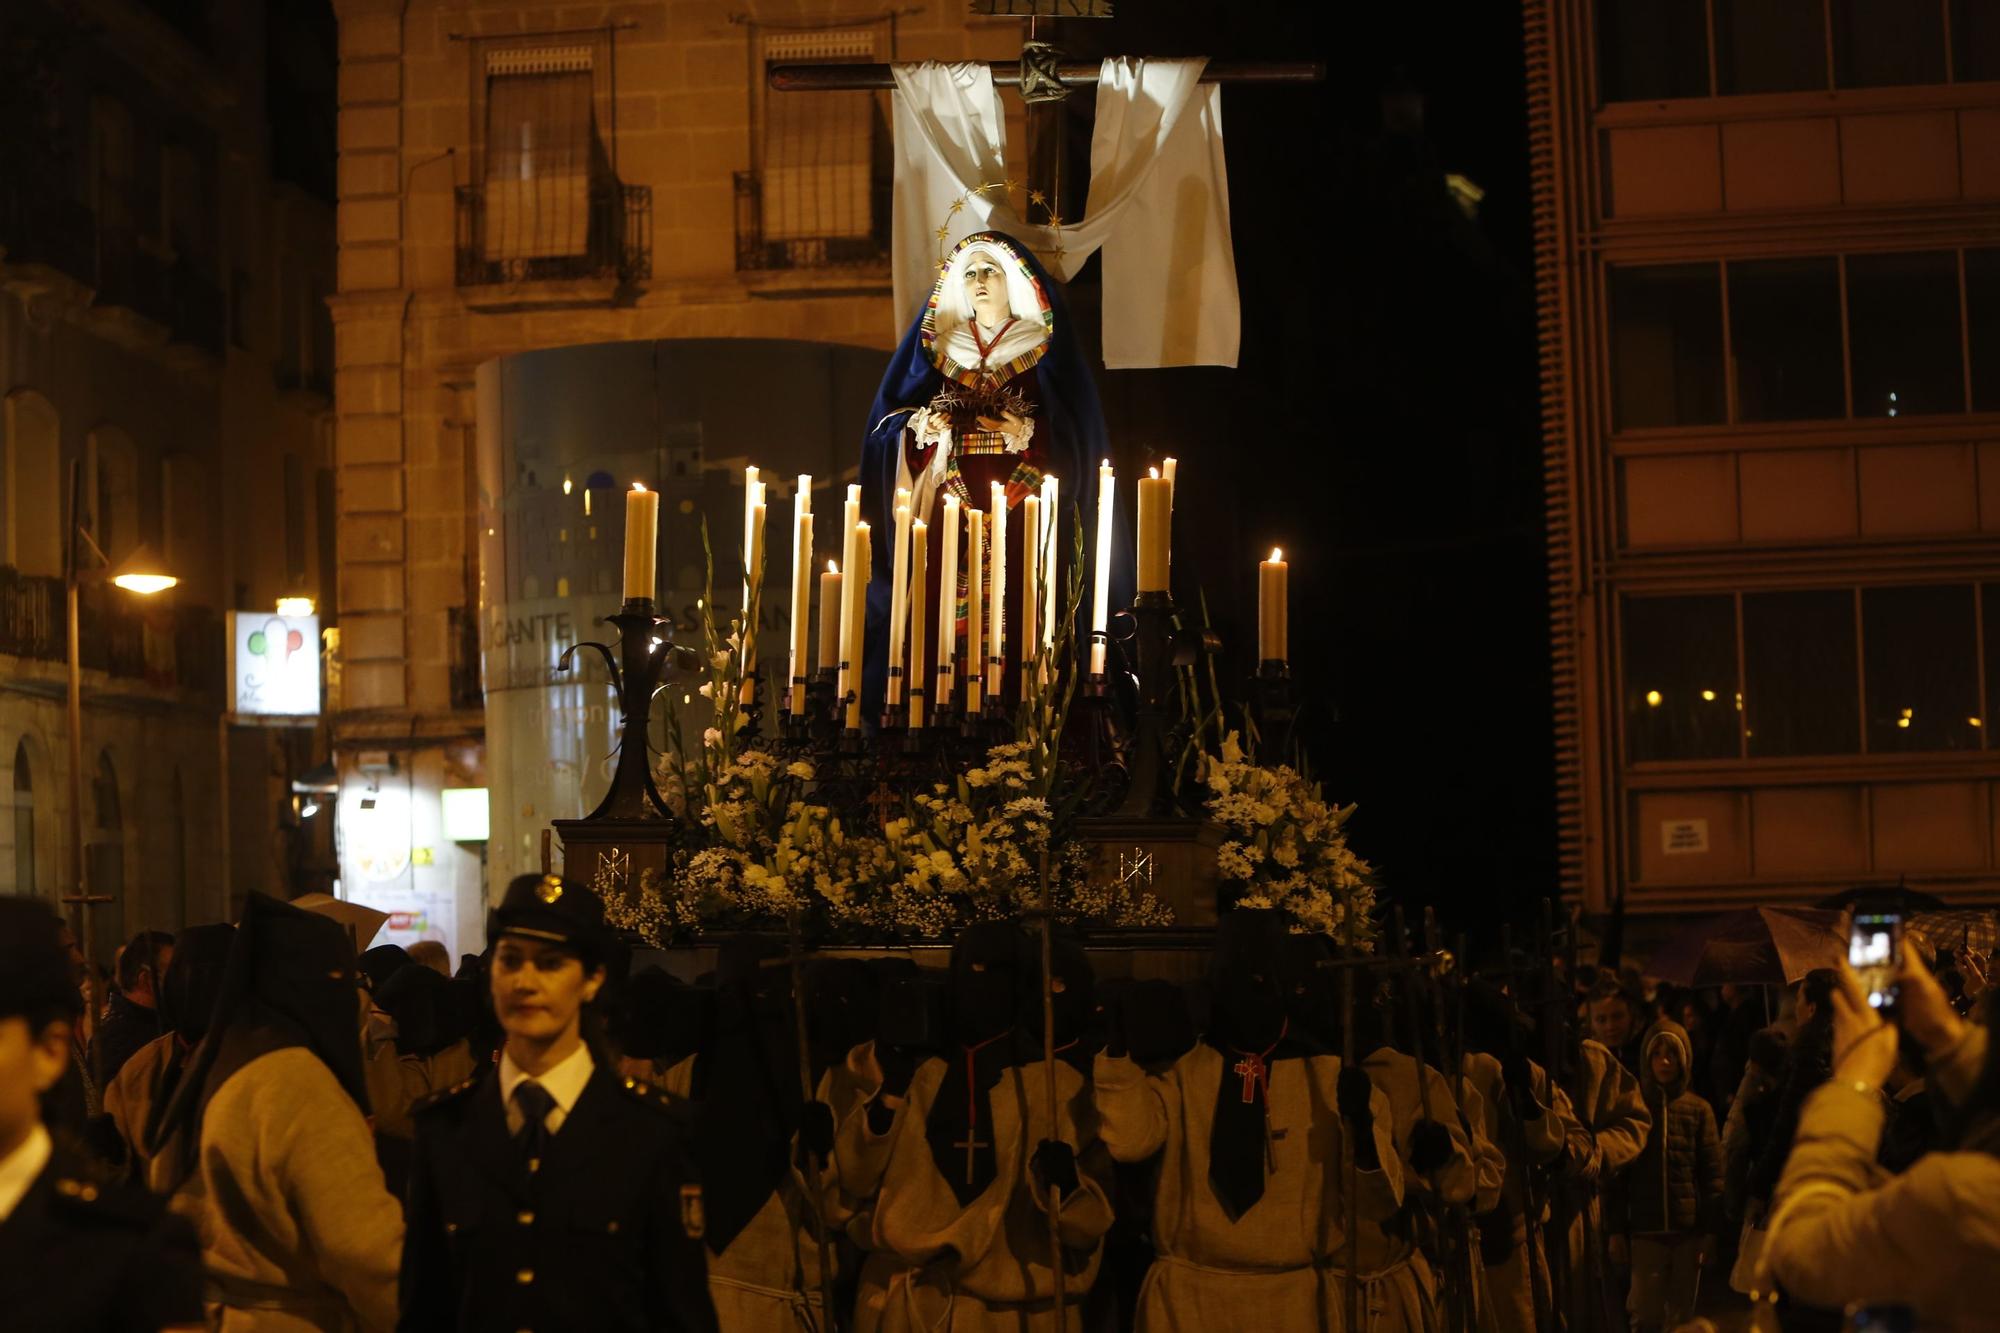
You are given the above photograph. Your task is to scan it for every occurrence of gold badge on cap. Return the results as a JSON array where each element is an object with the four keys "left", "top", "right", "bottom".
[{"left": 536, "top": 874, "right": 564, "bottom": 904}]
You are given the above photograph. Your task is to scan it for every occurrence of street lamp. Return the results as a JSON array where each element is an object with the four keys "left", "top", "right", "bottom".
[{"left": 61, "top": 460, "right": 174, "bottom": 1078}]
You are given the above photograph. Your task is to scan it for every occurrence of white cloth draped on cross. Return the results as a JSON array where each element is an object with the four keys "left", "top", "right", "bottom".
[{"left": 890, "top": 57, "right": 1241, "bottom": 370}]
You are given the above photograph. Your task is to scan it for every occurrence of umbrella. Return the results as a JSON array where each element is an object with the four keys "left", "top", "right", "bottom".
[
  {"left": 1648, "top": 907, "right": 1847, "bottom": 987},
  {"left": 289, "top": 892, "right": 390, "bottom": 955},
  {"left": 1907, "top": 909, "right": 1998, "bottom": 958},
  {"left": 1815, "top": 885, "right": 1949, "bottom": 913}
]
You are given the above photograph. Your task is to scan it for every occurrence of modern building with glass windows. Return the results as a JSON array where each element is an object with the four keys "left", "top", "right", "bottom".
[{"left": 1527, "top": 1, "right": 2000, "bottom": 912}]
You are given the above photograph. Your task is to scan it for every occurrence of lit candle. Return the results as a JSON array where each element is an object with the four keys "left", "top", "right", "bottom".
[
  {"left": 789, "top": 475, "right": 812, "bottom": 713},
  {"left": 987, "top": 481, "right": 1006, "bottom": 700},
  {"left": 789, "top": 510, "right": 812, "bottom": 713},
  {"left": 1162, "top": 456, "right": 1177, "bottom": 503},
  {"left": 741, "top": 465, "right": 761, "bottom": 614},
  {"left": 1040, "top": 474, "right": 1059, "bottom": 652},
  {"left": 1020, "top": 494, "right": 1040, "bottom": 681},
  {"left": 836, "top": 485, "right": 860, "bottom": 708},
  {"left": 622, "top": 483, "right": 659, "bottom": 602},
  {"left": 887, "top": 489, "right": 912, "bottom": 708},
  {"left": 818, "top": 559, "right": 841, "bottom": 673},
  {"left": 936, "top": 495, "right": 960, "bottom": 711},
  {"left": 1259, "top": 547, "right": 1289, "bottom": 663},
  {"left": 965, "top": 507, "right": 984, "bottom": 716},
  {"left": 738, "top": 499, "right": 766, "bottom": 706},
  {"left": 907, "top": 520, "right": 928, "bottom": 728},
  {"left": 845, "top": 522, "right": 870, "bottom": 731},
  {"left": 1091, "top": 461, "right": 1114, "bottom": 675},
  {"left": 1136, "top": 468, "right": 1171, "bottom": 594}
]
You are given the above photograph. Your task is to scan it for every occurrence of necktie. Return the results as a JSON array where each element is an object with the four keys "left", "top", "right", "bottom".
[{"left": 513, "top": 1080, "right": 555, "bottom": 1172}]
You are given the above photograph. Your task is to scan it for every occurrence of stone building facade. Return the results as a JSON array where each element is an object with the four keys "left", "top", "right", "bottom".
[
  {"left": 0, "top": 0, "right": 339, "bottom": 956},
  {"left": 330, "top": 1, "right": 1027, "bottom": 952}
]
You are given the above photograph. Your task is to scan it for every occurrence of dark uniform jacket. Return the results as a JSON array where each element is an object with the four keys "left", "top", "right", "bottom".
[
  {"left": 400, "top": 1061, "right": 720, "bottom": 1333},
  {"left": 0, "top": 1140, "right": 202, "bottom": 1332}
]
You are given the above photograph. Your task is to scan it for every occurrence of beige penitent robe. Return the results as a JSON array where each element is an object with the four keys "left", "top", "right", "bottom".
[
  {"left": 839, "top": 1052, "right": 1114, "bottom": 1331},
  {"left": 660, "top": 1053, "right": 838, "bottom": 1331},
  {"left": 1094, "top": 1045, "right": 1410, "bottom": 1333},
  {"left": 1460, "top": 1052, "right": 1579, "bottom": 1333},
  {"left": 1358, "top": 1047, "right": 1482, "bottom": 1330}
]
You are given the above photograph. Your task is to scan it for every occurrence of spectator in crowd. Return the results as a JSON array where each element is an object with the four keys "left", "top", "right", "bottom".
[
  {"left": 1587, "top": 977, "right": 1643, "bottom": 1073},
  {"left": 406, "top": 940, "right": 452, "bottom": 977},
  {"left": 1722, "top": 1027, "right": 1787, "bottom": 1228},
  {"left": 0, "top": 898, "right": 204, "bottom": 1332},
  {"left": 104, "top": 924, "right": 234, "bottom": 1186},
  {"left": 92, "top": 930, "right": 175, "bottom": 1087},
  {"left": 1623, "top": 1017, "right": 1722, "bottom": 1333},
  {"left": 1765, "top": 950, "right": 2000, "bottom": 1330},
  {"left": 1876, "top": 1030, "right": 1939, "bottom": 1176},
  {"left": 1744, "top": 969, "right": 1837, "bottom": 1213},
  {"left": 151, "top": 892, "right": 404, "bottom": 1330},
  {"left": 1707, "top": 983, "right": 1764, "bottom": 1119}
]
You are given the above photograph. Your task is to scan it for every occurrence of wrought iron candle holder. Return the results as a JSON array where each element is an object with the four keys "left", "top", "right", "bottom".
[
  {"left": 1112, "top": 591, "right": 1194, "bottom": 818},
  {"left": 1250, "top": 659, "right": 1298, "bottom": 767},
  {"left": 557, "top": 599, "right": 681, "bottom": 821}
]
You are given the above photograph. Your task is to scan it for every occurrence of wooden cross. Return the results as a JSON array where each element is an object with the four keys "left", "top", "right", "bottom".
[
  {"left": 1232, "top": 1051, "right": 1266, "bottom": 1104},
  {"left": 767, "top": 6, "right": 1322, "bottom": 229},
  {"left": 954, "top": 1130, "right": 991, "bottom": 1185}
]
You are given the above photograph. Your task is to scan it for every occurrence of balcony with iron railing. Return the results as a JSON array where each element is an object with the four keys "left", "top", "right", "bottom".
[
  {"left": 0, "top": 566, "right": 224, "bottom": 699},
  {"left": 1, "top": 197, "right": 225, "bottom": 356},
  {"left": 733, "top": 170, "right": 890, "bottom": 275},
  {"left": 454, "top": 180, "right": 651, "bottom": 294}
]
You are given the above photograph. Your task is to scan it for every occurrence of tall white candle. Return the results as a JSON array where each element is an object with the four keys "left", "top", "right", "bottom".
[
  {"left": 741, "top": 465, "right": 761, "bottom": 615},
  {"left": 817, "top": 559, "right": 841, "bottom": 673},
  {"left": 1260, "top": 547, "right": 1290, "bottom": 663},
  {"left": 622, "top": 483, "right": 659, "bottom": 602},
  {"left": 1021, "top": 494, "right": 1040, "bottom": 681},
  {"left": 836, "top": 487, "right": 860, "bottom": 707},
  {"left": 1040, "top": 474, "right": 1058, "bottom": 652},
  {"left": 988, "top": 481, "right": 1006, "bottom": 699},
  {"left": 1090, "top": 461, "right": 1114, "bottom": 675},
  {"left": 1136, "top": 469, "right": 1171, "bottom": 594},
  {"left": 789, "top": 510, "right": 812, "bottom": 713},
  {"left": 1161, "top": 457, "right": 1177, "bottom": 579},
  {"left": 907, "top": 520, "right": 928, "bottom": 729},
  {"left": 936, "top": 495, "right": 960, "bottom": 710},
  {"left": 845, "top": 523, "right": 870, "bottom": 730},
  {"left": 888, "top": 490, "right": 912, "bottom": 708},
  {"left": 965, "top": 507, "right": 984, "bottom": 716},
  {"left": 738, "top": 500, "right": 766, "bottom": 706}
]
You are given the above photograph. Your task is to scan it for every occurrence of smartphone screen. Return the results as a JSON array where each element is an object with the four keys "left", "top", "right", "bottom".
[{"left": 1850, "top": 910, "right": 1903, "bottom": 1009}]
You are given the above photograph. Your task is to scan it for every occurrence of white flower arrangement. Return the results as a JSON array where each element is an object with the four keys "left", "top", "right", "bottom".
[{"left": 1201, "top": 730, "right": 1377, "bottom": 945}]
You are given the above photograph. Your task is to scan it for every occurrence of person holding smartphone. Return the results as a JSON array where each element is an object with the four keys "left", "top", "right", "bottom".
[{"left": 1763, "top": 948, "right": 2000, "bottom": 1330}]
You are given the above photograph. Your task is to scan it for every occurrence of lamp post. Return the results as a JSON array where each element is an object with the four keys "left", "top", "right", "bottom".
[{"left": 60, "top": 459, "right": 175, "bottom": 1079}]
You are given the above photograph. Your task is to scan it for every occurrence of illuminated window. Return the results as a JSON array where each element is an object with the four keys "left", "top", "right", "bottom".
[
  {"left": 1863, "top": 585, "right": 1979, "bottom": 752},
  {"left": 1621, "top": 595, "right": 1738, "bottom": 762},
  {"left": 1743, "top": 591, "right": 1859, "bottom": 757}
]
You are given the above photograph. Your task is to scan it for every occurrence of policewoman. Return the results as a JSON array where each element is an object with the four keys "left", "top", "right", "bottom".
[{"left": 398, "top": 873, "right": 719, "bottom": 1332}]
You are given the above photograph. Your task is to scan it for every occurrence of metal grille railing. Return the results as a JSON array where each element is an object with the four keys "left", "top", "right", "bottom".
[
  {"left": 733, "top": 170, "right": 889, "bottom": 272},
  {"left": 0, "top": 568, "right": 222, "bottom": 696},
  {"left": 454, "top": 181, "right": 651, "bottom": 287}
]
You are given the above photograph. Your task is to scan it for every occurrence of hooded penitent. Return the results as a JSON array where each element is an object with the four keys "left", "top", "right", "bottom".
[
  {"left": 696, "top": 937, "right": 802, "bottom": 1254},
  {"left": 137, "top": 922, "right": 236, "bottom": 1151},
  {"left": 859, "top": 230, "right": 1113, "bottom": 715},
  {"left": 612, "top": 966, "right": 712, "bottom": 1070},
  {"left": 1207, "top": 910, "right": 1309, "bottom": 1220},
  {"left": 926, "top": 920, "right": 1031, "bottom": 1207},
  {"left": 374, "top": 961, "right": 473, "bottom": 1059},
  {"left": 805, "top": 957, "right": 879, "bottom": 1080},
  {"left": 358, "top": 944, "right": 411, "bottom": 993},
  {"left": 1022, "top": 930, "right": 1097, "bottom": 1071},
  {"left": 150, "top": 893, "right": 371, "bottom": 1185}
]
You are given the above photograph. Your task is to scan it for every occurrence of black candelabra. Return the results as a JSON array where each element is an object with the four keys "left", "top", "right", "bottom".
[{"left": 558, "top": 599, "right": 683, "bottom": 821}]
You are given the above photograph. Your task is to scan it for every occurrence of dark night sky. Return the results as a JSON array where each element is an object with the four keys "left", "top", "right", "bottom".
[{"left": 1047, "top": 1, "right": 1553, "bottom": 931}]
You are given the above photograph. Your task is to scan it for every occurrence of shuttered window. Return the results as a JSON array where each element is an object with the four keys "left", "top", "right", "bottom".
[
  {"left": 483, "top": 46, "right": 595, "bottom": 261},
  {"left": 762, "top": 30, "right": 875, "bottom": 242}
]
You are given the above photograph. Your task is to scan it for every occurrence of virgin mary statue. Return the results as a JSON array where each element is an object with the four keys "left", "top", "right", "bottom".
[{"left": 861, "top": 231, "right": 1108, "bottom": 716}]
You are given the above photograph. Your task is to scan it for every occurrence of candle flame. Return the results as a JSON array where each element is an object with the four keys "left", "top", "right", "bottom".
[
  {"left": 632, "top": 482, "right": 647, "bottom": 492},
  {"left": 1148, "top": 467, "right": 1159, "bottom": 479},
  {"left": 1270, "top": 547, "right": 1283, "bottom": 562},
  {"left": 828, "top": 559, "right": 839, "bottom": 574}
]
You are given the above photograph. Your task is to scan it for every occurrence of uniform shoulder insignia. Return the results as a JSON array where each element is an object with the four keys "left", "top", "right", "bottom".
[
  {"left": 412, "top": 1073, "right": 485, "bottom": 1115},
  {"left": 48, "top": 1169, "right": 162, "bottom": 1229},
  {"left": 615, "top": 1076, "right": 678, "bottom": 1113}
]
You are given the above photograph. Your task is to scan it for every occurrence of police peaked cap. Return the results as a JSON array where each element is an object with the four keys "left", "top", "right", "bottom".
[{"left": 487, "top": 872, "right": 612, "bottom": 956}]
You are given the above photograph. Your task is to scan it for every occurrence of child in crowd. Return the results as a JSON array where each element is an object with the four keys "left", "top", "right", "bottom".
[{"left": 1624, "top": 1017, "right": 1722, "bottom": 1333}]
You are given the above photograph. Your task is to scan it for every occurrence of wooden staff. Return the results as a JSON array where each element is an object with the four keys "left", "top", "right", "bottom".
[
  {"left": 1391, "top": 906, "right": 1457, "bottom": 1327},
  {"left": 785, "top": 911, "right": 841, "bottom": 1332},
  {"left": 1035, "top": 850, "right": 1067, "bottom": 1325},
  {"left": 1339, "top": 930, "right": 1361, "bottom": 1333}
]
